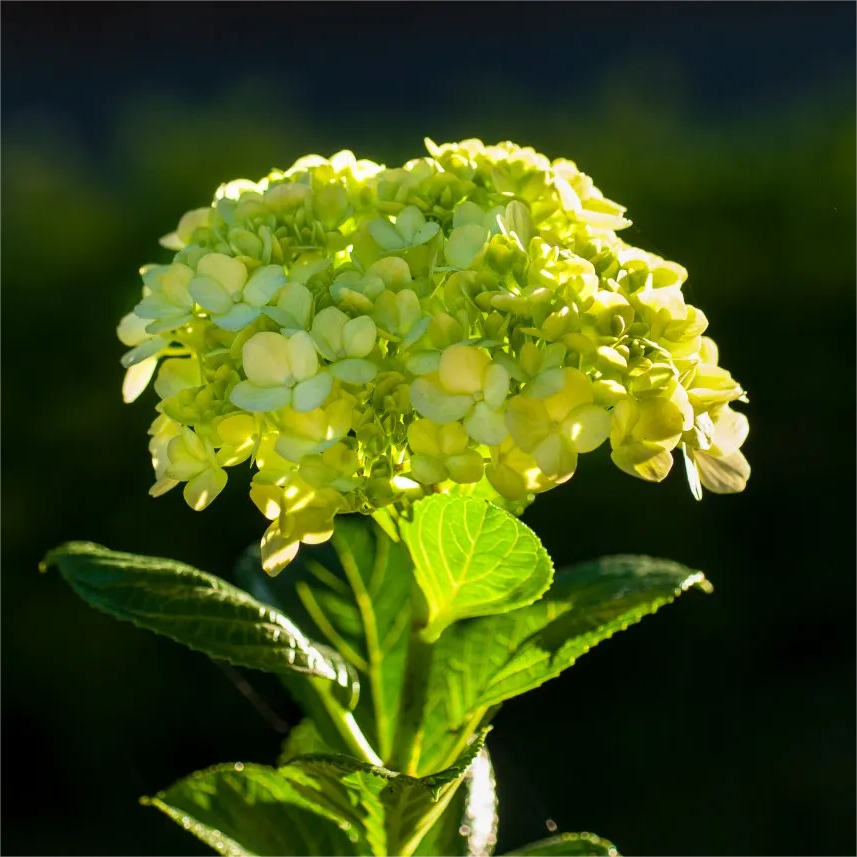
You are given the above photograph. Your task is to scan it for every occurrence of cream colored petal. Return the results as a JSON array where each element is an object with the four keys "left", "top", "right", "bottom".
[
  {"left": 229, "top": 381, "right": 293, "bottom": 413},
  {"left": 410, "top": 377, "right": 473, "bottom": 423},
  {"left": 184, "top": 467, "right": 228, "bottom": 511},
  {"left": 464, "top": 402, "right": 508, "bottom": 446},
  {"left": 117, "top": 312, "right": 151, "bottom": 347},
  {"left": 312, "top": 306, "right": 349, "bottom": 357},
  {"left": 287, "top": 331, "right": 321, "bottom": 382},
  {"left": 438, "top": 421, "right": 470, "bottom": 456},
  {"left": 154, "top": 357, "right": 202, "bottom": 400},
  {"left": 293, "top": 372, "right": 333, "bottom": 412},
  {"left": 696, "top": 449, "right": 750, "bottom": 494},
  {"left": 122, "top": 358, "right": 158, "bottom": 404},
  {"left": 533, "top": 434, "right": 577, "bottom": 480},
  {"left": 611, "top": 442, "right": 674, "bottom": 482},
  {"left": 189, "top": 276, "right": 233, "bottom": 314},
  {"left": 633, "top": 399, "right": 684, "bottom": 447},
  {"left": 197, "top": 252, "right": 248, "bottom": 296},
  {"left": 242, "top": 332, "right": 294, "bottom": 386},
  {"left": 483, "top": 363, "right": 510, "bottom": 409},
  {"left": 407, "top": 419, "right": 441, "bottom": 456},
  {"left": 260, "top": 520, "right": 301, "bottom": 576},
  {"left": 445, "top": 450, "right": 485, "bottom": 484},
  {"left": 342, "top": 316, "right": 377, "bottom": 358},
  {"left": 243, "top": 265, "right": 287, "bottom": 307},
  {"left": 506, "top": 396, "right": 550, "bottom": 453},
  {"left": 544, "top": 368, "right": 593, "bottom": 422},
  {"left": 709, "top": 407, "right": 749, "bottom": 457},
  {"left": 438, "top": 344, "right": 490, "bottom": 395},
  {"left": 564, "top": 404, "right": 611, "bottom": 453},
  {"left": 411, "top": 454, "right": 448, "bottom": 485}
]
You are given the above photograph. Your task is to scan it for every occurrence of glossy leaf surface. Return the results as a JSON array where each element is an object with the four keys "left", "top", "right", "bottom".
[
  {"left": 419, "top": 555, "right": 708, "bottom": 772},
  {"left": 505, "top": 832, "right": 620, "bottom": 856},
  {"left": 43, "top": 541, "right": 358, "bottom": 707},
  {"left": 402, "top": 496, "right": 554, "bottom": 642}
]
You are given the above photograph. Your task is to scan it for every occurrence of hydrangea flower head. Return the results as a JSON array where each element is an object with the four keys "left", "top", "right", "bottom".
[{"left": 118, "top": 139, "right": 749, "bottom": 573}]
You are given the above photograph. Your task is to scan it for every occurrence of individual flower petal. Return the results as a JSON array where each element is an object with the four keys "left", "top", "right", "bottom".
[
  {"left": 122, "top": 357, "right": 158, "bottom": 404},
  {"left": 438, "top": 345, "right": 489, "bottom": 395},
  {"left": 184, "top": 467, "right": 228, "bottom": 511},
  {"left": 437, "top": 421, "right": 470, "bottom": 456},
  {"left": 564, "top": 404, "right": 611, "bottom": 453},
  {"left": 243, "top": 265, "right": 287, "bottom": 307},
  {"left": 214, "top": 303, "right": 261, "bottom": 331},
  {"left": 312, "top": 307, "right": 349, "bottom": 359},
  {"left": 293, "top": 372, "right": 333, "bottom": 412},
  {"left": 445, "top": 449, "right": 484, "bottom": 484},
  {"left": 482, "top": 363, "right": 510, "bottom": 409},
  {"left": 196, "top": 253, "right": 247, "bottom": 296},
  {"left": 287, "top": 331, "right": 321, "bottom": 381},
  {"left": 506, "top": 396, "right": 550, "bottom": 453},
  {"left": 229, "top": 381, "right": 294, "bottom": 413},
  {"left": 408, "top": 419, "right": 441, "bottom": 456},
  {"left": 117, "top": 312, "right": 151, "bottom": 347},
  {"left": 264, "top": 282, "right": 313, "bottom": 330},
  {"left": 524, "top": 367, "right": 566, "bottom": 400},
  {"left": 189, "top": 276, "right": 233, "bottom": 314},
  {"left": 154, "top": 357, "right": 202, "bottom": 400},
  {"left": 633, "top": 398, "right": 684, "bottom": 446},
  {"left": 410, "top": 454, "right": 448, "bottom": 485},
  {"left": 696, "top": 449, "right": 750, "bottom": 494},
  {"left": 544, "top": 369, "right": 593, "bottom": 422},
  {"left": 445, "top": 224, "right": 489, "bottom": 269},
  {"left": 464, "top": 401, "right": 508, "bottom": 445},
  {"left": 120, "top": 335, "right": 168, "bottom": 368},
  {"left": 260, "top": 519, "right": 301, "bottom": 576},
  {"left": 611, "top": 442, "right": 674, "bottom": 482},
  {"left": 329, "top": 358, "right": 377, "bottom": 384},
  {"left": 242, "top": 332, "right": 294, "bottom": 386},
  {"left": 708, "top": 407, "right": 749, "bottom": 457},
  {"left": 342, "top": 316, "right": 376, "bottom": 358},
  {"left": 533, "top": 434, "right": 577, "bottom": 480},
  {"left": 410, "top": 377, "right": 472, "bottom": 423}
]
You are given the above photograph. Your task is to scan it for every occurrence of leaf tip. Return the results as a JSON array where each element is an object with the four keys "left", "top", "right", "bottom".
[{"left": 684, "top": 571, "right": 714, "bottom": 595}]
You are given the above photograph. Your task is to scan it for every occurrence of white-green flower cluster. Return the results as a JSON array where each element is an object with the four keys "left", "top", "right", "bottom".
[{"left": 119, "top": 140, "right": 749, "bottom": 574}]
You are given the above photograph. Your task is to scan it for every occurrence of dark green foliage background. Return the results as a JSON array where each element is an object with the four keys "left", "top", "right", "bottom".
[{"left": 2, "top": 3, "right": 854, "bottom": 855}]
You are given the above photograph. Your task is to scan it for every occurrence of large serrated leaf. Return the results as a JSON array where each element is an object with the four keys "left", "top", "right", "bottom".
[
  {"left": 142, "top": 762, "right": 359, "bottom": 856},
  {"left": 420, "top": 746, "right": 498, "bottom": 857},
  {"left": 505, "top": 832, "right": 620, "bottom": 856},
  {"left": 279, "top": 718, "right": 496, "bottom": 857},
  {"left": 402, "top": 496, "right": 553, "bottom": 642},
  {"left": 235, "top": 515, "right": 413, "bottom": 761},
  {"left": 418, "top": 555, "right": 709, "bottom": 772},
  {"left": 285, "top": 728, "right": 490, "bottom": 857},
  {"left": 42, "top": 541, "right": 358, "bottom": 707}
]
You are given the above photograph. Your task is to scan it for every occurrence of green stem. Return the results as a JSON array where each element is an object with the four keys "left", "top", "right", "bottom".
[
  {"left": 396, "top": 777, "right": 466, "bottom": 857},
  {"left": 307, "top": 677, "right": 383, "bottom": 767},
  {"left": 389, "top": 626, "right": 434, "bottom": 775},
  {"left": 438, "top": 703, "right": 501, "bottom": 772}
]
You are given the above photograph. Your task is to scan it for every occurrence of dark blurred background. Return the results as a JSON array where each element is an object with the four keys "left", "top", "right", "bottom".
[{"left": 2, "top": 2, "right": 855, "bottom": 855}]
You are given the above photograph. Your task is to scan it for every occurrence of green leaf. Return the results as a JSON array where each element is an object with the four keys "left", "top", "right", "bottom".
[
  {"left": 402, "top": 496, "right": 553, "bottom": 642},
  {"left": 235, "top": 516, "right": 413, "bottom": 762},
  {"left": 142, "top": 762, "right": 359, "bottom": 856},
  {"left": 286, "top": 728, "right": 490, "bottom": 857},
  {"left": 505, "top": 832, "right": 620, "bottom": 856},
  {"left": 42, "top": 541, "right": 358, "bottom": 708},
  {"left": 419, "top": 745, "right": 498, "bottom": 857},
  {"left": 278, "top": 719, "right": 331, "bottom": 766},
  {"left": 418, "top": 555, "right": 708, "bottom": 772}
]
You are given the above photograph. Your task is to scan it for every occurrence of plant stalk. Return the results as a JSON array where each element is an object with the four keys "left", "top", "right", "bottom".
[
  {"left": 389, "top": 626, "right": 434, "bottom": 775},
  {"left": 307, "top": 676, "right": 383, "bottom": 767}
]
